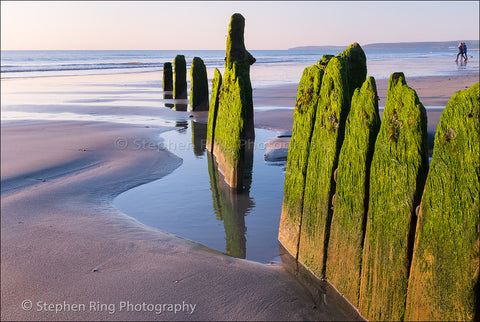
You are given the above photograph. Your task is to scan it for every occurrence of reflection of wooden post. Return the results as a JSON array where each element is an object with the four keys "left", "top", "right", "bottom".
[
  {"left": 405, "top": 82, "right": 479, "bottom": 322},
  {"left": 191, "top": 121, "right": 207, "bottom": 157},
  {"left": 207, "top": 151, "right": 254, "bottom": 259},
  {"left": 359, "top": 73, "right": 428, "bottom": 321},
  {"left": 173, "top": 55, "right": 187, "bottom": 99},
  {"left": 207, "top": 13, "right": 256, "bottom": 191},
  {"left": 190, "top": 57, "right": 209, "bottom": 111},
  {"left": 326, "top": 76, "right": 380, "bottom": 308}
]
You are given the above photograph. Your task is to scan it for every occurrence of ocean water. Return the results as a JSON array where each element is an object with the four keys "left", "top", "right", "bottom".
[{"left": 2, "top": 48, "right": 479, "bottom": 85}]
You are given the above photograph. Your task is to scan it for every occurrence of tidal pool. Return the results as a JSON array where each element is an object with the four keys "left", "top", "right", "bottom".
[{"left": 114, "top": 121, "right": 287, "bottom": 263}]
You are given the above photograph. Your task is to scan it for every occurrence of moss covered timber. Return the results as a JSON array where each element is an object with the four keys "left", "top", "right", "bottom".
[
  {"left": 209, "top": 13, "right": 255, "bottom": 190},
  {"left": 278, "top": 60, "right": 330, "bottom": 258},
  {"left": 173, "top": 55, "right": 187, "bottom": 99},
  {"left": 405, "top": 82, "right": 480, "bottom": 321},
  {"left": 297, "top": 56, "right": 350, "bottom": 277},
  {"left": 206, "top": 68, "right": 222, "bottom": 152},
  {"left": 190, "top": 57, "right": 209, "bottom": 111},
  {"left": 325, "top": 76, "right": 380, "bottom": 307},
  {"left": 211, "top": 63, "right": 247, "bottom": 189},
  {"left": 358, "top": 72, "right": 429, "bottom": 321},
  {"left": 338, "top": 42, "right": 367, "bottom": 100},
  {"left": 163, "top": 62, "right": 173, "bottom": 92},
  {"left": 223, "top": 12, "right": 255, "bottom": 140}
]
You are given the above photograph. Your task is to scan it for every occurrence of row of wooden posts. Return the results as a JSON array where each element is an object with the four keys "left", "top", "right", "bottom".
[{"left": 162, "top": 55, "right": 209, "bottom": 111}]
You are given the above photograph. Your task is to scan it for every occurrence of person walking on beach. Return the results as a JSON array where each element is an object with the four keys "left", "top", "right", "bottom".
[
  {"left": 462, "top": 42, "right": 468, "bottom": 61},
  {"left": 455, "top": 41, "right": 464, "bottom": 62}
]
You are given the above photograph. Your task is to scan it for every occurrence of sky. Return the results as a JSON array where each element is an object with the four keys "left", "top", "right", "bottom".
[{"left": 1, "top": 1, "right": 479, "bottom": 50}]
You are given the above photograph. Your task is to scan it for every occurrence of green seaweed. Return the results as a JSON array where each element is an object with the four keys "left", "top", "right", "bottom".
[
  {"left": 190, "top": 57, "right": 209, "bottom": 111},
  {"left": 173, "top": 55, "right": 187, "bottom": 99},
  {"left": 358, "top": 72, "right": 429, "bottom": 321},
  {"left": 338, "top": 42, "right": 367, "bottom": 100},
  {"left": 163, "top": 62, "right": 173, "bottom": 92},
  {"left": 405, "top": 82, "right": 480, "bottom": 321},
  {"left": 206, "top": 68, "right": 222, "bottom": 152},
  {"left": 211, "top": 63, "right": 245, "bottom": 188},
  {"left": 209, "top": 13, "right": 255, "bottom": 189},
  {"left": 278, "top": 61, "right": 329, "bottom": 258},
  {"left": 297, "top": 56, "right": 350, "bottom": 277},
  {"left": 325, "top": 76, "right": 380, "bottom": 307},
  {"left": 223, "top": 13, "right": 255, "bottom": 140}
]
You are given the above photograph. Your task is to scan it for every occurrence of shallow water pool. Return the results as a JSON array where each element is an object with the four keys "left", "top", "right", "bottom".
[{"left": 114, "top": 121, "right": 287, "bottom": 263}]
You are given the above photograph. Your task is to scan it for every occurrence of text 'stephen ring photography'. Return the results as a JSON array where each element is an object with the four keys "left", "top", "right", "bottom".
[{"left": 1, "top": 1, "right": 479, "bottom": 321}]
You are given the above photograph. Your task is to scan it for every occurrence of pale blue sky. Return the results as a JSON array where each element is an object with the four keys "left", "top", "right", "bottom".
[{"left": 1, "top": 1, "right": 479, "bottom": 50}]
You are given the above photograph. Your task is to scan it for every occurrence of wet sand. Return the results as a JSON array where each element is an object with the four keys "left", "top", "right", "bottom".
[{"left": 1, "top": 72, "right": 478, "bottom": 321}]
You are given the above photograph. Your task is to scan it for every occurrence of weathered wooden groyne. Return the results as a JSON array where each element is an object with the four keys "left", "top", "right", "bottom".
[
  {"left": 278, "top": 43, "right": 479, "bottom": 321},
  {"left": 405, "top": 82, "right": 479, "bottom": 321},
  {"left": 190, "top": 57, "right": 209, "bottom": 111},
  {"left": 206, "top": 13, "right": 256, "bottom": 191}
]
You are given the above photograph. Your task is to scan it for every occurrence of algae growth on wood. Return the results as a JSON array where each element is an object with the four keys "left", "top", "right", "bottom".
[
  {"left": 325, "top": 76, "right": 380, "bottom": 308},
  {"left": 278, "top": 62, "right": 328, "bottom": 259},
  {"left": 297, "top": 56, "right": 350, "bottom": 277},
  {"left": 190, "top": 57, "right": 209, "bottom": 111},
  {"left": 358, "top": 72, "right": 429, "bottom": 322},
  {"left": 163, "top": 62, "right": 173, "bottom": 92},
  {"left": 208, "top": 13, "right": 255, "bottom": 190},
  {"left": 405, "top": 82, "right": 480, "bottom": 322},
  {"left": 206, "top": 68, "right": 222, "bottom": 152},
  {"left": 173, "top": 55, "right": 187, "bottom": 99},
  {"left": 338, "top": 43, "right": 367, "bottom": 101}
]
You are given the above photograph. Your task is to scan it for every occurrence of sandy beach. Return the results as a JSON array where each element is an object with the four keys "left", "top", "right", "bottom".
[{"left": 1, "top": 72, "right": 478, "bottom": 321}]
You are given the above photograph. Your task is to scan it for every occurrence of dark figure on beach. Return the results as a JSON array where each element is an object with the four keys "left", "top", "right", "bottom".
[
  {"left": 455, "top": 42, "right": 464, "bottom": 62},
  {"left": 462, "top": 42, "right": 468, "bottom": 61}
]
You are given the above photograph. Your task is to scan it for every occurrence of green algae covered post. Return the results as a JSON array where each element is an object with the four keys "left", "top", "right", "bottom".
[
  {"left": 209, "top": 13, "right": 255, "bottom": 190},
  {"left": 190, "top": 57, "right": 209, "bottom": 111},
  {"left": 325, "top": 76, "right": 380, "bottom": 308},
  {"left": 297, "top": 56, "right": 350, "bottom": 277},
  {"left": 212, "top": 63, "right": 246, "bottom": 189},
  {"left": 278, "top": 62, "right": 329, "bottom": 258},
  {"left": 338, "top": 42, "right": 367, "bottom": 100},
  {"left": 222, "top": 12, "right": 256, "bottom": 141},
  {"left": 405, "top": 82, "right": 480, "bottom": 321},
  {"left": 359, "top": 72, "right": 429, "bottom": 321},
  {"left": 206, "top": 68, "right": 222, "bottom": 152},
  {"left": 173, "top": 54, "right": 187, "bottom": 99},
  {"left": 163, "top": 62, "right": 173, "bottom": 92}
]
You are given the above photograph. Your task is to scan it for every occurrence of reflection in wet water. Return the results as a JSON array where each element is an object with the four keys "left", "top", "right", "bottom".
[
  {"left": 207, "top": 133, "right": 255, "bottom": 258},
  {"left": 175, "top": 104, "right": 188, "bottom": 111},
  {"left": 114, "top": 121, "right": 286, "bottom": 263},
  {"left": 192, "top": 122, "right": 208, "bottom": 157},
  {"left": 208, "top": 153, "right": 253, "bottom": 258},
  {"left": 164, "top": 92, "right": 174, "bottom": 108}
]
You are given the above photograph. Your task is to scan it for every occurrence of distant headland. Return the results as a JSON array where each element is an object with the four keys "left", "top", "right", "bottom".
[{"left": 289, "top": 40, "right": 479, "bottom": 51}]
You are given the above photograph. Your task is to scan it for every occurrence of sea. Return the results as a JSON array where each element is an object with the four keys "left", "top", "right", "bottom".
[{"left": 1, "top": 48, "right": 479, "bottom": 85}]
